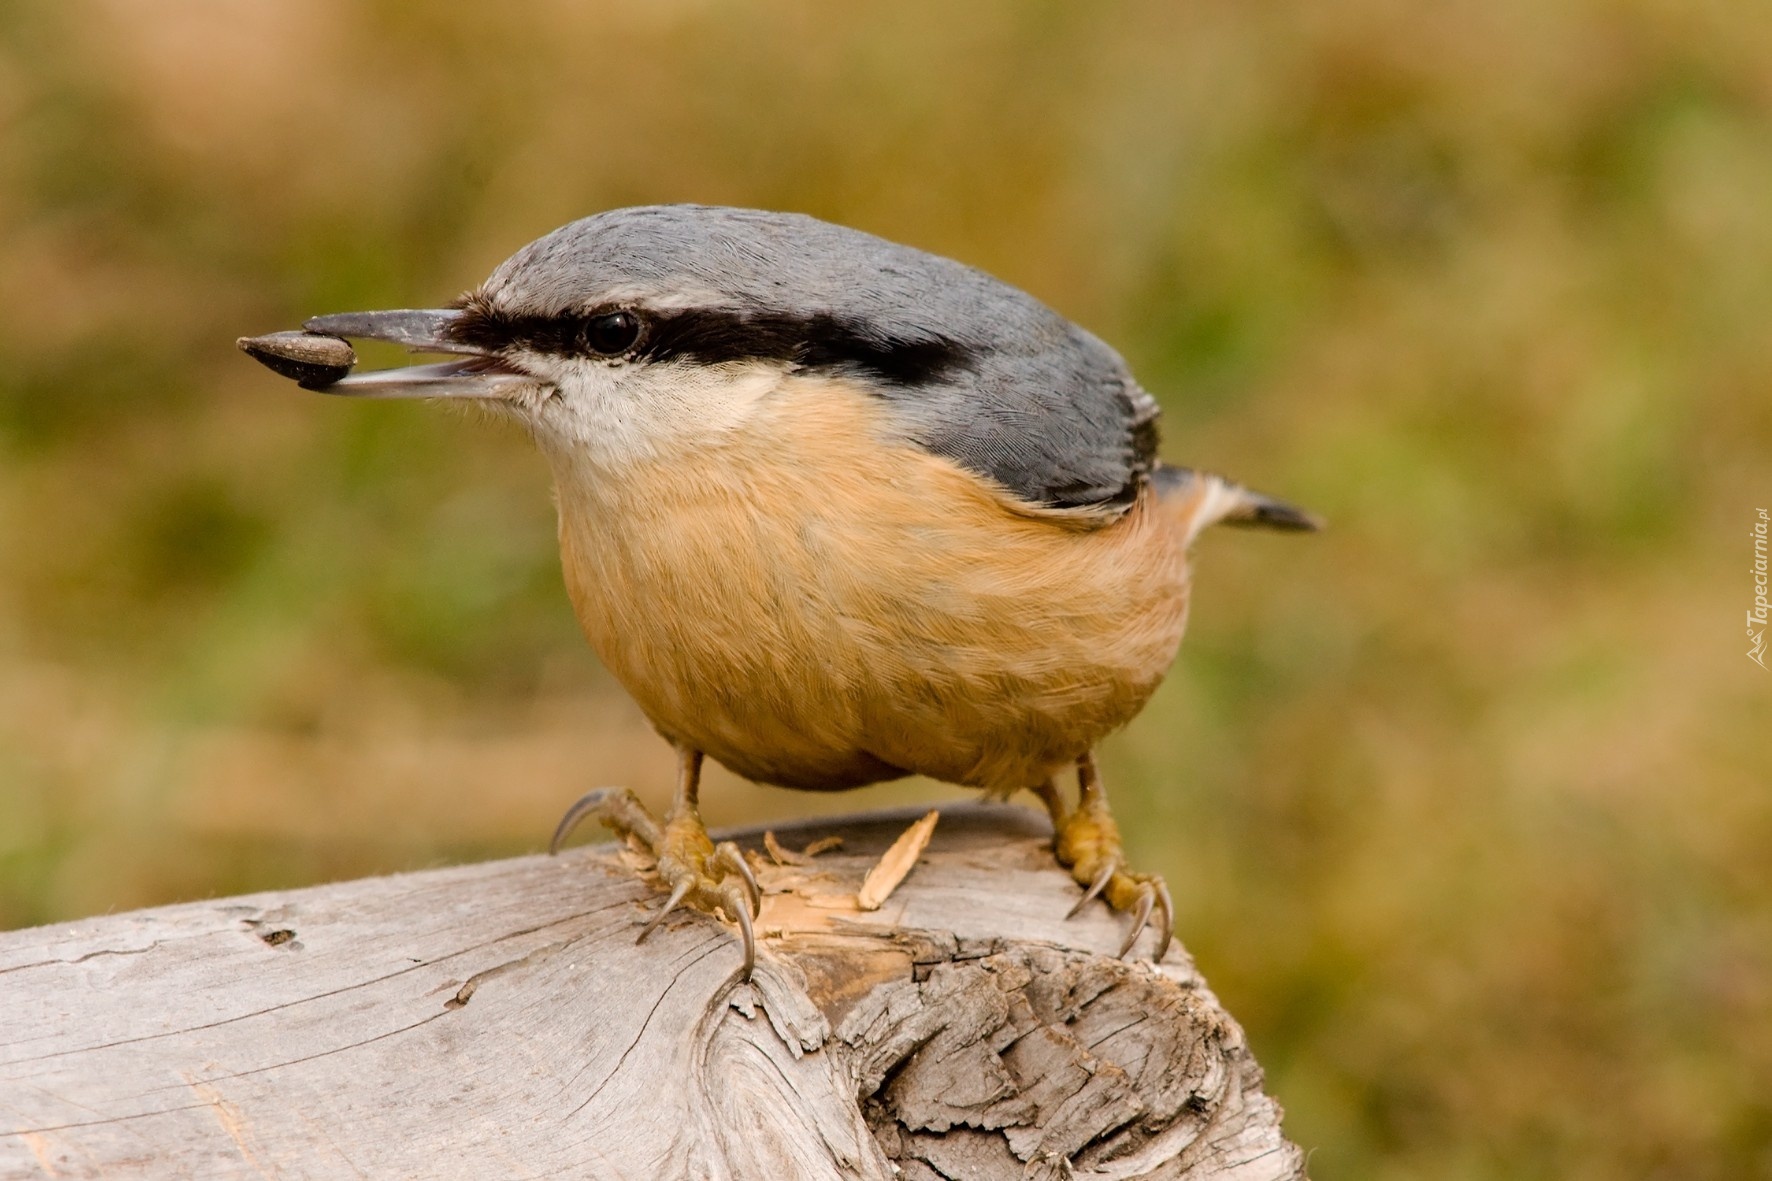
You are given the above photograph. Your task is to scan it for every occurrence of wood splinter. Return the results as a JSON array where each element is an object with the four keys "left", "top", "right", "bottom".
[
  {"left": 764, "top": 830, "right": 845, "bottom": 867},
  {"left": 856, "top": 809, "right": 939, "bottom": 911}
]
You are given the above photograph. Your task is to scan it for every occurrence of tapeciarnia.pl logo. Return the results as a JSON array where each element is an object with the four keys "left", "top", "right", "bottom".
[{"left": 1750, "top": 508, "right": 1769, "bottom": 669}]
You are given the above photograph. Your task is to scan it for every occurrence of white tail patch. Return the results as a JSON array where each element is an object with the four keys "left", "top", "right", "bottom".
[{"left": 1153, "top": 465, "right": 1322, "bottom": 547}]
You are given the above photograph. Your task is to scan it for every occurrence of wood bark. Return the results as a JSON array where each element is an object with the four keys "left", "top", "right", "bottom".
[{"left": 0, "top": 803, "right": 1303, "bottom": 1180}]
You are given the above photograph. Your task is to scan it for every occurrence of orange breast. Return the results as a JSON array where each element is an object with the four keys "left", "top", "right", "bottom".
[{"left": 547, "top": 378, "right": 1191, "bottom": 793}]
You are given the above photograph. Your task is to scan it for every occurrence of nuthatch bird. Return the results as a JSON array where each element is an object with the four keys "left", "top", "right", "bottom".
[{"left": 240, "top": 205, "right": 1318, "bottom": 979}]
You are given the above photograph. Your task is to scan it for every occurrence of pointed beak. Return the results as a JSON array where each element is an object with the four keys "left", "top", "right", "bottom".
[{"left": 237, "top": 309, "right": 540, "bottom": 400}]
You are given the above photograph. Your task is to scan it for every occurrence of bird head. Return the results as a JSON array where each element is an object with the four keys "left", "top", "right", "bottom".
[
  {"left": 267, "top": 206, "right": 991, "bottom": 471},
  {"left": 243, "top": 204, "right": 1160, "bottom": 516}
]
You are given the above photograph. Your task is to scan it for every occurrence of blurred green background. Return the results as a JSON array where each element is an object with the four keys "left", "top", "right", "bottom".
[{"left": 2, "top": 1, "right": 1769, "bottom": 1175}]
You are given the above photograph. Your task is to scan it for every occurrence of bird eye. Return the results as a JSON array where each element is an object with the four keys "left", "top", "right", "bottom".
[{"left": 583, "top": 310, "right": 642, "bottom": 356}]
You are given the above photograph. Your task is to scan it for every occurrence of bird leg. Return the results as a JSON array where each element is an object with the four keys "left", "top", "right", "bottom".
[
  {"left": 1036, "top": 751, "right": 1174, "bottom": 961},
  {"left": 549, "top": 746, "right": 761, "bottom": 979}
]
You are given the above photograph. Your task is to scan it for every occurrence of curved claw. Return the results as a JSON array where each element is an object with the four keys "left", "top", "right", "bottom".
[
  {"left": 1116, "top": 883, "right": 1156, "bottom": 959},
  {"left": 1150, "top": 879, "right": 1174, "bottom": 962},
  {"left": 713, "top": 841, "right": 762, "bottom": 917},
  {"left": 1066, "top": 858, "right": 1118, "bottom": 920},
  {"left": 549, "top": 786, "right": 662, "bottom": 854},
  {"left": 549, "top": 788, "right": 609, "bottom": 854},
  {"left": 719, "top": 880, "right": 757, "bottom": 982},
  {"left": 637, "top": 878, "right": 692, "bottom": 944}
]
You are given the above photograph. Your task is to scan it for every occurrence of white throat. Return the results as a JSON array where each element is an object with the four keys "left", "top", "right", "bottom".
[{"left": 519, "top": 355, "right": 792, "bottom": 476}]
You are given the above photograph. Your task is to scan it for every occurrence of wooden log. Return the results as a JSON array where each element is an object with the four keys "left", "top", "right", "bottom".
[{"left": 0, "top": 803, "right": 1303, "bottom": 1180}]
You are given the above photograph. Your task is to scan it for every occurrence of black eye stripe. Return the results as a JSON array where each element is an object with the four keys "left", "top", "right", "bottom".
[
  {"left": 445, "top": 301, "right": 635, "bottom": 357},
  {"left": 445, "top": 298, "right": 972, "bottom": 388},
  {"left": 643, "top": 309, "right": 971, "bottom": 387}
]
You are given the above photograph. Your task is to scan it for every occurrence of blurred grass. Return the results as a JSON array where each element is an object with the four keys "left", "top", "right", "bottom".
[{"left": 2, "top": 0, "right": 1770, "bottom": 1176}]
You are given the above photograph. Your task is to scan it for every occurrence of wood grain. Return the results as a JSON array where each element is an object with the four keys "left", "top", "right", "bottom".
[{"left": 0, "top": 804, "right": 1302, "bottom": 1179}]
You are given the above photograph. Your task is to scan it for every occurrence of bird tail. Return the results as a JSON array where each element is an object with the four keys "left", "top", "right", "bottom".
[{"left": 1151, "top": 463, "right": 1323, "bottom": 547}]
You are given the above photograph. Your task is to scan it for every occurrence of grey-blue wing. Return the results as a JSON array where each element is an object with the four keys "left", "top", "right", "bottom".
[{"left": 874, "top": 320, "right": 1160, "bottom": 515}]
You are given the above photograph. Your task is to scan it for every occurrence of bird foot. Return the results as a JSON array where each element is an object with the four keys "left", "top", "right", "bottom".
[
  {"left": 1052, "top": 795, "right": 1174, "bottom": 961},
  {"left": 549, "top": 787, "right": 761, "bottom": 980}
]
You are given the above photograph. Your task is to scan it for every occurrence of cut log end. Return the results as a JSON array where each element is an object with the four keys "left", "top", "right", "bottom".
[{"left": 0, "top": 803, "right": 1303, "bottom": 1180}]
